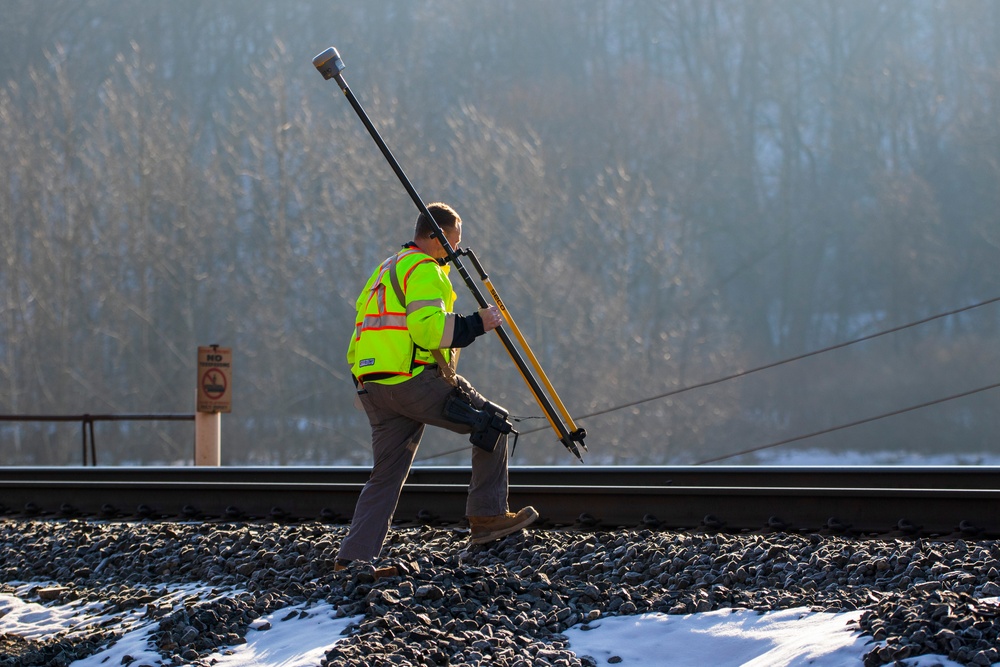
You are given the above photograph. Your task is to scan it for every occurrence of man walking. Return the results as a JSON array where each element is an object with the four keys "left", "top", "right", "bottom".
[{"left": 335, "top": 202, "right": 537, "bottom": 576}]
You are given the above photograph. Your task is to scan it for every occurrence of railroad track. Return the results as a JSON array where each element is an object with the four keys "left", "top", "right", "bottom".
[{"left": 0, "top": 466, "right": 997, "bottom": 538}]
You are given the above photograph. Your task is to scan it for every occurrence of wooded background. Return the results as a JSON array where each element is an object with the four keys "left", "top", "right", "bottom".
[{"left": 2, "top": 1, "right": 999, "bottom": 466}]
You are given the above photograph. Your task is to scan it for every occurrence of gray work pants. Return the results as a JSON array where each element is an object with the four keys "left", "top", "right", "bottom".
[{"left": 337, "top": 366, "right": 509, "bottom": 562}]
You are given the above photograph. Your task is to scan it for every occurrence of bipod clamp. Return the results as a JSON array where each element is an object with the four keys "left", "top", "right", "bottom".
[{"left": 313, "top": 46, "right": 588, "bottom": 462}]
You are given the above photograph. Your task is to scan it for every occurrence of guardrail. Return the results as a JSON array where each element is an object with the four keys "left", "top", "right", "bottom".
[{"left": 0, "top": 414, "right": 195, "bottom": 466}]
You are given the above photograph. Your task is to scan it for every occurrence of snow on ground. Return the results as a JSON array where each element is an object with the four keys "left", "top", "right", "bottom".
[
  {"left": 0, "top": 582, "right": 981, "bottom": 667},
  {"left": 750, "top": 448, "right": 1000, "bottom": 466},
  {"left": 0, "top": 583, "right": 356, "bottom": 667}
]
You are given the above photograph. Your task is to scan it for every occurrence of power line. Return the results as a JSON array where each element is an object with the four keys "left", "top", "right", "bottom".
[
  {"left": 524, "top": 295, "right": 1000, "bottom": 431},
  {"left": 417, "top": 295, "right": 1000, "bottom": 463},
  {"left": 695, "top": 381, "right": 1000, "bottom": 465}
]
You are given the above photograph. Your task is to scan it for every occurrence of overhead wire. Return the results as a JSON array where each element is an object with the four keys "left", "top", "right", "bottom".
[
  {"left": 416, "top": 295, "right": 1000, "bottom": 463},
  {"left": 545, "top": 294, "right": 1000, "bottom": 428},
  {"left": 694, "top": 381, "right": 1000, "bottom": 465}
]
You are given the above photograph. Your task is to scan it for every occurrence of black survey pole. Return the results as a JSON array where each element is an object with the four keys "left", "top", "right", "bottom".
[{"left": 313, "top": 47, "right": 586, "bottom": 461}]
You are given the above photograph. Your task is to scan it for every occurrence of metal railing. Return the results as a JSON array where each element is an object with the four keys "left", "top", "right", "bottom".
[{"left": 0, "top": 414, "right": 195, "bottom": 466}]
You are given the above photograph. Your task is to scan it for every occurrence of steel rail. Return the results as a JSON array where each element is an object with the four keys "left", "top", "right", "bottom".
[
  {"left": 0, "top": 467, "right": 997, "bottom": 537},
  {"left": 2, "top": 465, "right": 1000, "bottom": 488}
]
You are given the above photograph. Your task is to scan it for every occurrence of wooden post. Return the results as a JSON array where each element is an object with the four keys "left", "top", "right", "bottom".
[{"left": 194, "top": 412, "right": 221, "bottom": 466}]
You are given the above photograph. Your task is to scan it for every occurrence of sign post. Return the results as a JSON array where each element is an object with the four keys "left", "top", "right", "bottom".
[{"left": 195, "top": 345, "right": 231, "bottom": 466}]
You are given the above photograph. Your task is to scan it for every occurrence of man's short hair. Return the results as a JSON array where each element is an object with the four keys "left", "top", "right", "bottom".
[{"left": 415, "top": 202, "right": 461, "bottom": 239}]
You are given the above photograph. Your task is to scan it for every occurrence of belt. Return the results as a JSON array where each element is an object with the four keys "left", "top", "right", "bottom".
[
  {"left": 359, "top": 364, "right": 438, "bottom": 385},
  {"left": 359, "top": 372, "right": 395, "bottom": 383}
]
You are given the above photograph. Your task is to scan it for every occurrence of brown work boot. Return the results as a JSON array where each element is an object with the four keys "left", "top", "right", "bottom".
[{"left": 468, "top": 506, "right": 539, "bottom": 545}]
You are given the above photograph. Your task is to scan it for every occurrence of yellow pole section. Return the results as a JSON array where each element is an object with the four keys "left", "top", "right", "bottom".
[{"left": 484, "top": 278, "right": 581, "bottom": 433}]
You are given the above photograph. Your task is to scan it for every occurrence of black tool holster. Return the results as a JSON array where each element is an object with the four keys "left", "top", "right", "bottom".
[{"left": 442, "top": 389, "right": 514, "bottom": 453}]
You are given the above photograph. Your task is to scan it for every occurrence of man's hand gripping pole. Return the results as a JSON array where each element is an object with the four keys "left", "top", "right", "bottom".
[{"left": 313, "top": 47, "right": 587, "bottom": 461}]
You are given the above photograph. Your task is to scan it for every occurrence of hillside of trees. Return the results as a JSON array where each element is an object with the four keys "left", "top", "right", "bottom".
[{"left": 2, "top": 1, "right": 999, "bottom": 466}]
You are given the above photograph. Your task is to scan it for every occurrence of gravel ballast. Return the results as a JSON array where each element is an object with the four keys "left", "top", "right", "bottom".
[{"left": 1, "top": 519, "right": 999, "bottom": 666}]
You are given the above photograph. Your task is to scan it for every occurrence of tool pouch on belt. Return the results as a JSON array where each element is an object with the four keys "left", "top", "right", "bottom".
[{"left": 442, "top": 389, "right": 513, "bottom": 453}]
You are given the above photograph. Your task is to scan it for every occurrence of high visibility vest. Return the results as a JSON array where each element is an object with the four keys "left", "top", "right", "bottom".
[{"left": 347, "top": 247, "right": 457, "bottom": 384}]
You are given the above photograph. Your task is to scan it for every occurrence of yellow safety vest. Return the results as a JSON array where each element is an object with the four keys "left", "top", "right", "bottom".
[{"left": 347, "top": 247, "right": 457, "bottom": 384}]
